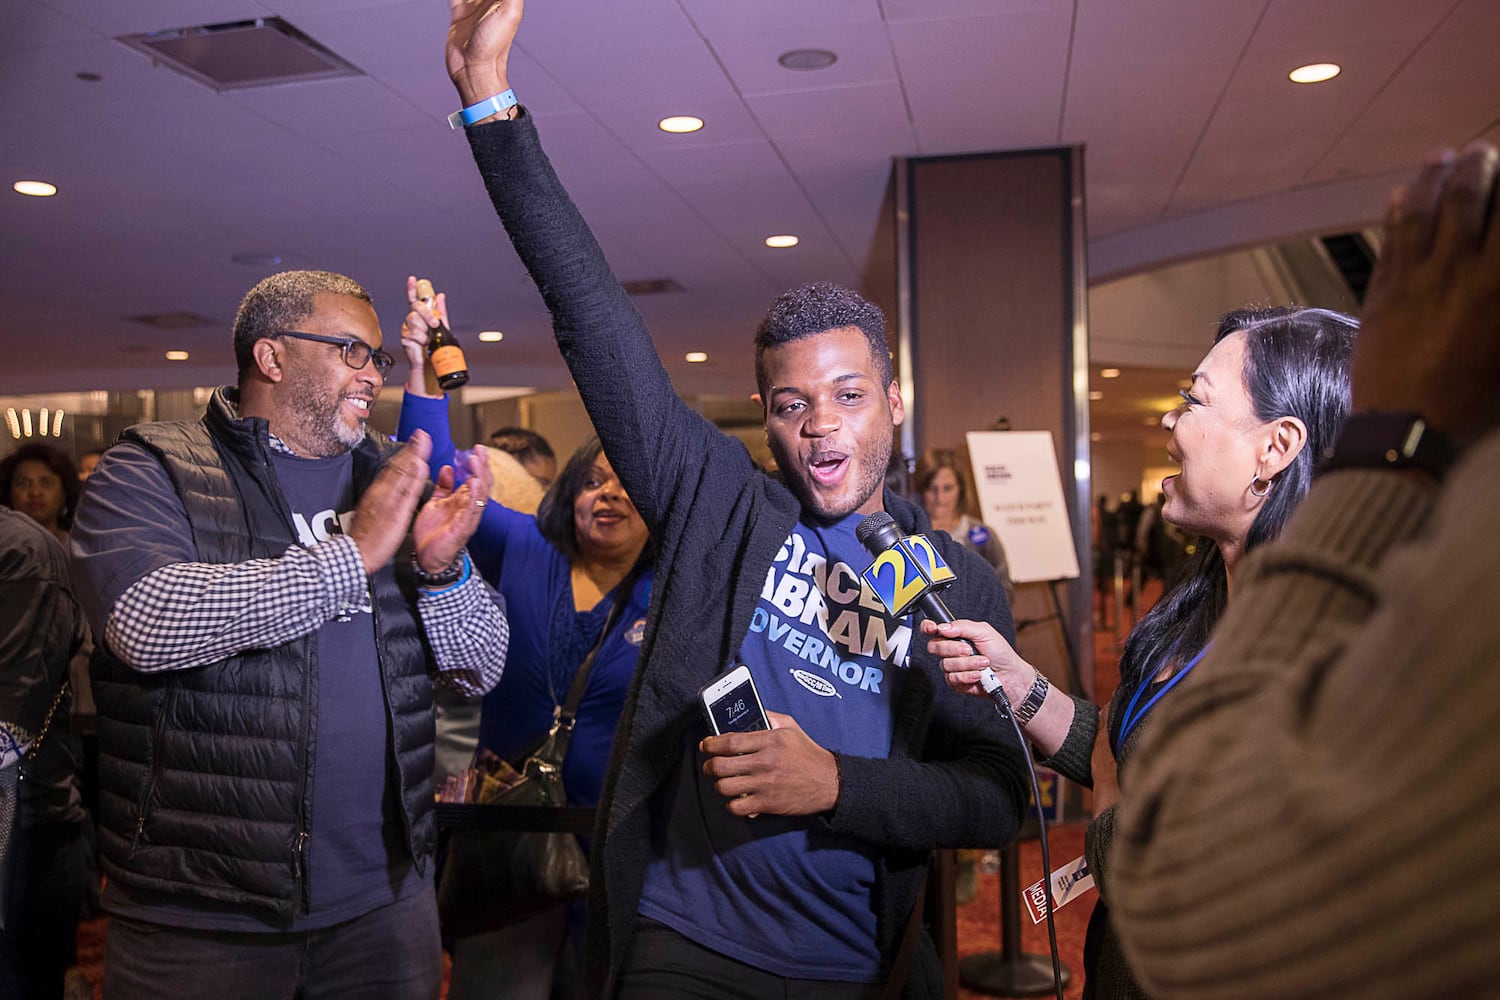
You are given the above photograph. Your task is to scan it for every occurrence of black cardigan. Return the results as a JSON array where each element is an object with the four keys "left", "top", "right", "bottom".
[{"left": 467, "top": 113, "right": 1029, "bottom": 998}]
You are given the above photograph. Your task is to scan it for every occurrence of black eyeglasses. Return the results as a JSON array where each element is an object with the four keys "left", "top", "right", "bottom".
[{"left": 273, "top": 331, "right": 395, "bottom": 379}]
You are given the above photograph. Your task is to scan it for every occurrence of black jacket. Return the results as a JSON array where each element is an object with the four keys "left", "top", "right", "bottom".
[
  {"left": 0, "top": 508, "right": 84, "bottom": 828},
  {"left": 467, "top": 115, "right": 1030, "bottom": 998},
  {"left": 89, "top": 388, "right": 437, "bottom": 920}
]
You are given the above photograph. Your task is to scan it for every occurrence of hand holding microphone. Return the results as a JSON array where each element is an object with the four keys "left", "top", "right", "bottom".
[
  {"left": 855, "top": 511, "right": 1019, "bottom": 714},
  {"left": 920, "top": 618, "right": 1040, "bottom": 709}
]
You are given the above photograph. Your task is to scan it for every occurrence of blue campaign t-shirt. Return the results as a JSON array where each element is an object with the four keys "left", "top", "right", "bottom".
[
  {"left": 638, "top": 511, "right": 911, "bottom": 981},
  {"left": 272, "top": 449, "right": 421, "bottom": 928}
]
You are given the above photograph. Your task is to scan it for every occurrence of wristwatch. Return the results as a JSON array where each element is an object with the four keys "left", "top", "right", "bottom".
[
  {"left": 1320, "top": 412, "right": 1455, "bottom": 481},
  {"left": 1013, "top": 672, "right": 1050, "bottom": 726}
]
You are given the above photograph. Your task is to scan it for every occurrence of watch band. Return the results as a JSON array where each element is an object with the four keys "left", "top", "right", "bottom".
[
  {"left": 1013, "top": 671, "right": 1050, "bottom": 726},
  {"left": 1320, "top": 412, "right": 1456, "bottom": 481}
]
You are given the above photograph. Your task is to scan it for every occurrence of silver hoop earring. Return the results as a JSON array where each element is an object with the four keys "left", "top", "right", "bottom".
[{"left": 1249, "top": 475, "right": 1272, "bottom": 498}]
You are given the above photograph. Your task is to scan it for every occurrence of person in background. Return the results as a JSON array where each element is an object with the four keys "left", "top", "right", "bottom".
[
  {"left": 1, "top": 444, "right": 99, "bottom": 882},
  {"left": 1, "top": 444, "right": 81, "bottom": 545},
  {"left": 490, "top": 426, "right": 557, "bottom": 488},
  {"left": 76, "top": 451, "right": 103, "bottom": 482},
  {"left": 913, "top": 447, "right": 1014, "bottom": 905},
  {"left": 69, "top": 269, "right": 509, "bottom": 999},
  {"left": 0, "top": 506, "right": 88, "bottom": 1000},
  {"left": 1110, "top": 143, "right": 1500, "bottom": 999},
  {"left": 927, "top": 304, "right": 1359, "bottom": 999},
  {"left": 914, "top": 448, "right": 1014, "bottom": 605},
  {"left": 399, "top": 280, "right": 652, "bottom": 1000}
]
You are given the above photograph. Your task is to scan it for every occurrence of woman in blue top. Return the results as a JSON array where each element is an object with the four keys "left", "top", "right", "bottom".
[{"left": 397, "top": 278, "right": 652, "bottom": 1000}]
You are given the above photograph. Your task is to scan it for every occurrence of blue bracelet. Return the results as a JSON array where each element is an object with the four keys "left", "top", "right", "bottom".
[
  {"left": 417, "top": 551, "right": 472, "bottom": 595},
  {"left": 448, "top": 89, "right": 517, "bottom": 130}
]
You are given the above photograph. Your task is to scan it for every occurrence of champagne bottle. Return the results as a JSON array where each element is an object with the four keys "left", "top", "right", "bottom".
[{"left": 415, "top": 278, "right": 470, "bottom": 391}]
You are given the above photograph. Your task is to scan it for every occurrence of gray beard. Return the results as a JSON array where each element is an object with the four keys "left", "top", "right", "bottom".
[{"left": 282, "top": 377, "right": 364, "bottom": 457}]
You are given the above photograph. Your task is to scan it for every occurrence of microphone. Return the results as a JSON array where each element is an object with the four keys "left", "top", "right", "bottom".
[{"left": 855, "top": 511, "right": 1013, "bottom": 711}]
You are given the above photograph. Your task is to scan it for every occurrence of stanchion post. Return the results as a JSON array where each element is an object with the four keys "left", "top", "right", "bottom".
[{"left": 957, "top": 840, "right": 1071, "bottom": 997}]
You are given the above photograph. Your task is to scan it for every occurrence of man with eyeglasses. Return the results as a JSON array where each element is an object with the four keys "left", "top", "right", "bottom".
[{"left": 69, "top": 269, "right": 510, "bottom": 998}]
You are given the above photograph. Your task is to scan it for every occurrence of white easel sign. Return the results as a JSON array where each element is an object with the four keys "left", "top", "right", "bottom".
[{"left": 965, "top": 431, "right": 1080, "bottom": 585}]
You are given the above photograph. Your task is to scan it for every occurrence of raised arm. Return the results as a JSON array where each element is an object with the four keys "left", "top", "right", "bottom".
[{"left": 445, "top": 0, "right": 752, "bottom": 530}]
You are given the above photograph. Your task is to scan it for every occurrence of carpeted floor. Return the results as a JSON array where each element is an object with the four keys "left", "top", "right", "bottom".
[
  {"left": 75, "top": 839, "right": 1095, "bottom": 1000},
  {"left": 957, "top": 822, "right": 1091, "bottom": 1000}
]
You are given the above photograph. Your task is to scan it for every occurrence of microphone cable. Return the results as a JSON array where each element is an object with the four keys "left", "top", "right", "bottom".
[
  {"left": 979, "top": 662, "right": 1065, "bottom": 1000},
  {"left": 856, "top": 511, "right": 1064, "bottom": 1000}
]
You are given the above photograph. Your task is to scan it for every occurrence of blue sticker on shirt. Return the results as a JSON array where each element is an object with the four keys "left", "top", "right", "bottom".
[{"left": 967, "top": 524, "right": 991, "bottom": 547}]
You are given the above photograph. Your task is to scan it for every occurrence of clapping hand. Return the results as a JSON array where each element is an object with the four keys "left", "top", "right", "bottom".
[{"left": 413, "top": 444, "right": 495, "bottom": 576}]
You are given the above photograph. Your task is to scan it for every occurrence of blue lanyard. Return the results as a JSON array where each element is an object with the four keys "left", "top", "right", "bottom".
[{"left": 1115, "top": 643, "right": 1213, "bottom": 755}]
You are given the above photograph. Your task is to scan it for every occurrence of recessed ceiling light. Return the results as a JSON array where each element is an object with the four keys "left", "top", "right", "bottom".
[
  {"left": 778, "top": 49, "right": 837, "bottom": 71},
  {"left": 165, "top": 350, "right": 190, "bottom": 361},
  {"left": 765, "top": 235, "right": 799, "bottom": 249},
  {"left": 13, "top": 180, "right": 57, "bottom": 197},
  {"left": 1289, "top": 63, "right": 1340, "bottom": 84},
  {"left": 1100, "top": 368, "right": 1121, "bottom": 379},
  {"left": 658, "top": 115, "right": 704, "bottom": 134},
  {"left": 477, "top": 330, "right": 504, "bottom": 343},
  {"left": 1089, "top": 432, "right": 1102, "bottom": 442},
  {"left": 684, "top": 351, "right": 708, "bottom": 363},
  {"left": 1088, "top": 390, "right": 1104, "bottom": 401}
]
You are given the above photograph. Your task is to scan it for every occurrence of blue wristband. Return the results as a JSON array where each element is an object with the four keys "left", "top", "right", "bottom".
[
  {"left": 417, "top": 551, "right": 472, "bottom": 595},
  {"left": 448, "top": 90, "right": 517, "bottom": 129}
]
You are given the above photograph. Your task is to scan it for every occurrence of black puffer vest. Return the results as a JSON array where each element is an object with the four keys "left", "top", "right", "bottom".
[{"left": 91, "top": 387, "right": 437, "bottom": 920}]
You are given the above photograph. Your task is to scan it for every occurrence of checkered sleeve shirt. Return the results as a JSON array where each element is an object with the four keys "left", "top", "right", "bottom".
[{"left": 105, "top": 534, "right": 507, "bottom": 696}]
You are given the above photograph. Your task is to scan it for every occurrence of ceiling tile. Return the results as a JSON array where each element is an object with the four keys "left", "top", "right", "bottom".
[
  {"left": 889, "top": 9, "right": 1073, "bottom": 154},
  {"left": 704, "top": 21, "right": 898, "bottom": 97}
]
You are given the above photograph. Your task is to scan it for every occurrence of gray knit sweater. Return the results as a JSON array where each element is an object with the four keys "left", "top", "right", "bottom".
[{"left": 1112, "top": 432, "right": 1500, "bottom": 998}]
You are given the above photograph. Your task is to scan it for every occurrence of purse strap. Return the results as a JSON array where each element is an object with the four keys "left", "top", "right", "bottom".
[
  {"left": 5, "top": 679, "right": 71, "bottom": 780},
  {"left": 531, "top": 575, "right": 635, "bottom": 769}
]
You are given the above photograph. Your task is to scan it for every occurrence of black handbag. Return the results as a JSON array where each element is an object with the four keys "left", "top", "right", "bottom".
[{"left": 435, "top": 592, "right": 624, "bottom": 939}]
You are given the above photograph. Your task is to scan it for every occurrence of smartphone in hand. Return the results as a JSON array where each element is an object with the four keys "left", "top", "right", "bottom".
[{"left": 700, "top": 664, "right": 770, "bottom": 735}]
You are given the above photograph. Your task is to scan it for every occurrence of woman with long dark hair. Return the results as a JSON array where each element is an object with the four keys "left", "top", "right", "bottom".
[{"left": 925, "top": 305, "right": 1358, "bottom": 998}]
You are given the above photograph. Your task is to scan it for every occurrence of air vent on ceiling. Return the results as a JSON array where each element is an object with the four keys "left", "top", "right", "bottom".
[
  {"left": 116, "top": 17, "right": 362, "bottom": 92},
  {"left": 127, "top": 312, "right": 219, "bottom": 330},
  {"left": 621, "top": 278, "right": 684, "bottom": 296}
]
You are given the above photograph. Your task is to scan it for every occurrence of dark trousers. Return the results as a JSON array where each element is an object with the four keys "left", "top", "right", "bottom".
[
  {"left": 0, "top": 821, "right": 85, "bottom": 1000},
  {"left": 617, "top": 918, "right": 883, "bottom": 1000},
  {"left": 104, "top": 884, "right": 441, "bottom": 1000}
]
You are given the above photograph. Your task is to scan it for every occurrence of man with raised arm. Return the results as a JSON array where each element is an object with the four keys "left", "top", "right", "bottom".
[
  {"left": 70, "top": 269, "right": 509, "bottom": 999},
  {"left": 441, "top": 3, "right": 1028, "bottom": 997}
]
